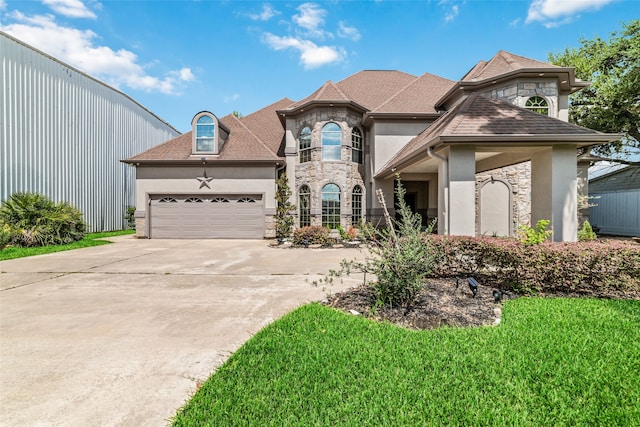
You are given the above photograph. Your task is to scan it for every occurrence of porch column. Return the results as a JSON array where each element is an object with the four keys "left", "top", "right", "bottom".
[
  {"left": 531, "top": 146, "right": 578, "bottom": 242},
  {"left": 436, "top": 152, "right": 448, "bottom": 235},
  {"left": 448, "top": 145, "right": 476, "bottom": 236}
]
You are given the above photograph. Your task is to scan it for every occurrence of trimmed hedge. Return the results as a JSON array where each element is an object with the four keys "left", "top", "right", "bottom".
[
  {"left": 427, "top": 235, "right": 640, "bottom": 295},
  {"left": 292, "top": 226, "right": 329, "bottom": 245}
]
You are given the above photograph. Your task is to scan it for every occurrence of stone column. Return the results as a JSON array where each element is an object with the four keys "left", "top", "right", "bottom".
[
  {"left": 531, "top": 146, "right": 578, "bottom": 242},
  {"left": 447, "top": 145, "right": 476, "bottom": 236}
]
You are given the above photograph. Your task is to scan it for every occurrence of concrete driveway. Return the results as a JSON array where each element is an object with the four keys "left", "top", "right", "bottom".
[{"left": 0, "top": 236, "right": 365, "bottom": 426}]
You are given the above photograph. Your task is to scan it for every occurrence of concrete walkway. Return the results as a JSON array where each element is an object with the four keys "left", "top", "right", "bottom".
[{"left": 0, "top": 236, "right": 365, "bottom": 426}]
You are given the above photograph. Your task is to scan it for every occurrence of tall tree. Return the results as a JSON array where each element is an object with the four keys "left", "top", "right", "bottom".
[{"left": 549, "top": 19, "right": 639, "bottom": 162}]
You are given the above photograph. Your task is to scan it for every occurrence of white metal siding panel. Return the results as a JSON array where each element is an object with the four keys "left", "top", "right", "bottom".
[
  {"left": 589, "top": 190, "right": 640, "bottom": 236},
  {"left": 1, "top": 34, "right": 179, "bottom": 231}
]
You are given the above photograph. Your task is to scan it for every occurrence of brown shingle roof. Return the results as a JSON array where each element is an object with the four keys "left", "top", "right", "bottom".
[
  {"left": 336, "top": 70, "right": 419, "bottom": 110},
  {"left": 380, "top": 93, "right": 617, "bottom": 175},
  {"left": 373, "top": 72, "right": 456, "bottom": 114},
  {"left": 461, "top": 50, "right": 562, "bottom": 82},
  {"left": 287, "top": 80, "right": 351, "bottom": 110},
  {"left": 125, "top": 98, "right": 292, "bottom": 163}
]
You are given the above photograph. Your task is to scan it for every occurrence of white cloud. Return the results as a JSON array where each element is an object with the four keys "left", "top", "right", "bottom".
[
  {"left": 444, "top": 4, "right": 459, "bottom": 22},
  {"left": 337, "top": 22, "right": 361, "bottom": 41},
  {"left": 42, "top": 0, "right": 97, "bottom": 19},
  {"left": 1, "top": 12, "right": 192, "bottom": 94},
  {"left": 0, "top": 0, "right": 7, "bottom": 11},
  {"left": 293, "top": 3, "right": 328, "bottom": 39},
  {"left": 526, "top": 0, "right": 615, "bottom": 26},
  {"left": 262, "top": 32, "right": 345, "bottom": 69},
  {"left": 177, "top": 67, "right": 195, "bottom": 82},
  {"left": 248, "top": 3, "right": 278, "bottom": 21},
  {"left": 225, "top": 93, "right": 240, "bottom": 102}
]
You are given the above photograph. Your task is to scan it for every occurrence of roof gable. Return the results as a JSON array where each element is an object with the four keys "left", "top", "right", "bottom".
[
  {"left": 336, "top": 70, "right": 418, "bottom": 110},
  {"left": 380, "top": 93, "right": 618, "bottom": 175},
  {"left": 461, "top": 50, "right": 562, "bottom": 82},
  {"left": 373, "top": 72, "right": 456, "bottom": 114},
  {"left": 125, "top": 98, "right": 292, "bottom": 163}
]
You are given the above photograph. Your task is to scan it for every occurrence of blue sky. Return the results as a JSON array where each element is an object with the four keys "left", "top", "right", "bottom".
[{"left": 1, "top": 0, "right": 637, "bottom": 133}]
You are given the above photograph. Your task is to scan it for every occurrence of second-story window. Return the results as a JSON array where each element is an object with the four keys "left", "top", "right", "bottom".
[
  {"left": 352, "top": 128, "right": 363, "bottom": 164},
  {"left": 299, "top": 126, "right": 311, "bottom": 163},
  {"left": 322, "top": 122, "right": 341, "bottom": 161},
  {"left": 525, "top": 96, "right": 549, "bottom": 116},
  {"left": 196, "top": 115, "right": 215, "bottom": 152}
]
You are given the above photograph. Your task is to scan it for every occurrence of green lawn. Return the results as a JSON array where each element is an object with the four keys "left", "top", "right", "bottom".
[
  {"left": 173, "top": 298, "right": 640, "bottom": 426},
  {"left": 0, "top": 230, "right": 135, "bottom": 260}
]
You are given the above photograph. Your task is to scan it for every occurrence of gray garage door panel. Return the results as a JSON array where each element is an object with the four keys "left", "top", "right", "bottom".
[{"left": 150, "top": 195, "right": 264, "bottom": 239}]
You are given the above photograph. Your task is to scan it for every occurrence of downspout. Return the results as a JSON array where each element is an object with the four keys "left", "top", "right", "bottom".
[{"left": 427, "top": 147, "right": 448, "bottom": 235}]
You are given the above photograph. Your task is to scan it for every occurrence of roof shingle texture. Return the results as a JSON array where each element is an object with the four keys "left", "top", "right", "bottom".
[
  {"left": 383, "top": 93, "right": 605, "bottom": 172},
  {"left": 127, "top": 98, "right": 292, "bottom": 162},
  {"left": 462, "top": 50, "right": 563, "bottom": 82}
]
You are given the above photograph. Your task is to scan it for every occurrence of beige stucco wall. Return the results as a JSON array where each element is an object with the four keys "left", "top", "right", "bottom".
[
  {"left": 133, "top": 164, "right": 278, "bottom": 238},
  {"left": 370, "top": 121, "right": 431, "bottom": 175},
  {"left": 135, "top": 165, "right": 277, "bottom": 211}
]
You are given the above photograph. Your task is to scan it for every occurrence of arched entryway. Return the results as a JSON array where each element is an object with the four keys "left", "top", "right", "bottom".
[{"left": 478, "top": 178, "right": 512, "bottom": 237}]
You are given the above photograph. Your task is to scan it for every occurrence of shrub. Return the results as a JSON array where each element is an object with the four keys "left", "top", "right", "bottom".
[
  {"left": 578, "top": 220, "right": 597, "bottom": 241},
  {"left": 518, "top": 219, "right": 552, "bottom": 245},
  {"left": 0, "top": 192, "right": 86, "bottom": 247},
  {"left": 124, "top": 206, "right": 136, "bottom": 229},
  {"left": 324, "top": 179, "right": 436, "bottom": 307},
  {"left": 427, "top": 235, "right": 640, "bottom": 296},
  {"left": 293, "top": 226, "right": 329, "bottom": 245}
]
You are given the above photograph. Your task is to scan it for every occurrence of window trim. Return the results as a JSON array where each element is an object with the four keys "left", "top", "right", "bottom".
[{"left": 192, "top": 111, "right": 218, "bottom": 154}]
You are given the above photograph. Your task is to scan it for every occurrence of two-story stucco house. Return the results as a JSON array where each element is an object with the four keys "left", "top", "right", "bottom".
[{"left": 123, "top": 51, "right": 620, "bottom": 241}]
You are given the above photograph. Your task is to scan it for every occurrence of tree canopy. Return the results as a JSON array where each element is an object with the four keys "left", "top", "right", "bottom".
[{"left": 549, "top": 19, "right": 639, "bottom": 160}]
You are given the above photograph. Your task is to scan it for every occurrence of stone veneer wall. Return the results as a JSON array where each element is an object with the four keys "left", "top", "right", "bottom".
[
  {"left": 292, "top": 107, "right": 366, "bottom": 229},
  {"left": 134, "top": 217, "right": 146, "bottom": 238},
  {"left": 476, "top": 161, "right": 532, "bottom": 236},
  {"left": 264, "top": 214, "right": 276, "bottom": 238},
  {"left": 481, "top": 78, "right": 559, "bottom": 118}
]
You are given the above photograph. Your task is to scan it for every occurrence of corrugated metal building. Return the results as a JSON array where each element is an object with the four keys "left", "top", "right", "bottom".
[
  {"left": 1, "top": 32, "right": 180, "bottom": 231},
  {"left": 589, "top": 165, "right": 640, "bottom": 236}
]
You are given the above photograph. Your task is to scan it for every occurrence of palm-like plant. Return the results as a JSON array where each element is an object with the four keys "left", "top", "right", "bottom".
[{"left": 0, "top": 192, "right": 86, "bottom": 247}]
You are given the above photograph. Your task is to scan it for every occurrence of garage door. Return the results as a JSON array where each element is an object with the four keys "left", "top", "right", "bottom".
[{"left": 150, "top": 194, "right": 264, "bottom": 239}]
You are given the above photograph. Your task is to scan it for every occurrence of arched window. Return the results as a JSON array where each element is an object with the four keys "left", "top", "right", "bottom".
[
  {"left": 322, "top": 183, "right": 341, "bottom": 229},
  {"left": 322, "top": 123, "right": 341, "bottom": 161},
  {"left": 195, "top": 114, "right": 215, "bottom": 152},
  {"left": 299, "top": 126, "right": 312, "bottom": 163},
  {"left": 525, "top": 96, "right": 549, "bottom": 115},
  {"left": 299, "top": 185, "right": 311, "bottom": 228},
  {"left": 351, "top": 185, "right": 363, "bottom": 226},
  {"left": 351, "top": 128, "right": 363, "bottom": 164}
]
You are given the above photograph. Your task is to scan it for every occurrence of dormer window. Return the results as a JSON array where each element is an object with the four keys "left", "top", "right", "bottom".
[
  {"left": 525, "top": 96, "right": 549, "bottom": 116},
  {"left": 196, "top": 115, "right": 215, "bottom": 152},
  {"left": 191, "top": 111, "right": 231, "bottom": 155}
]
